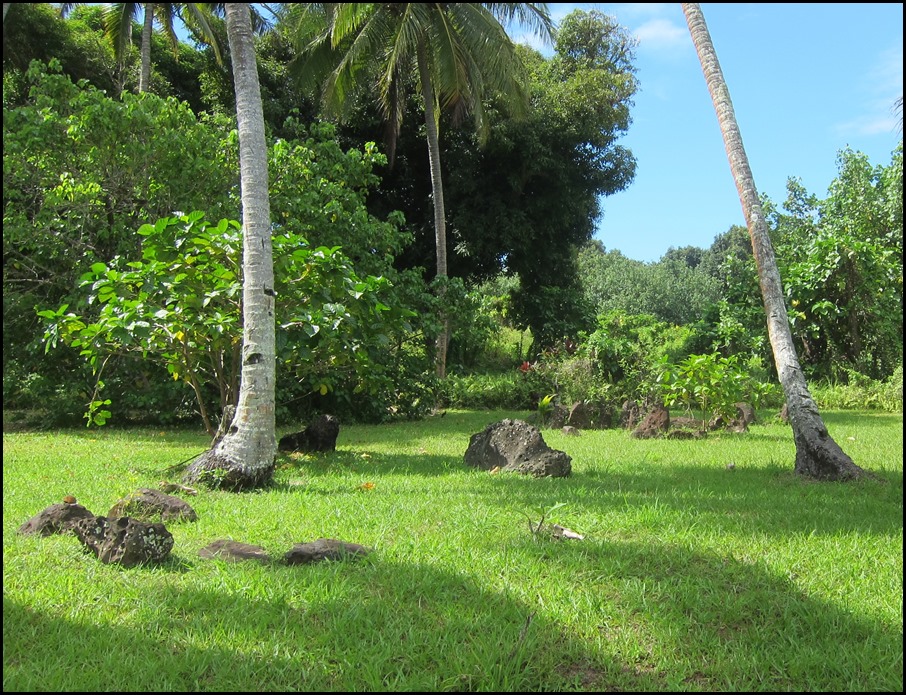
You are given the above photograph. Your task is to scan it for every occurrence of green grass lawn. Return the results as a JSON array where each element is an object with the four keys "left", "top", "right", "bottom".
[{"left": 3, "top": 410, "right": 902, "bottom": 691}]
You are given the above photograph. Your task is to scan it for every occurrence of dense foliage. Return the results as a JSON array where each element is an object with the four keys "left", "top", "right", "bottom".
[{"left": 2, "top": 7, "right": 902, "bottom": 430}]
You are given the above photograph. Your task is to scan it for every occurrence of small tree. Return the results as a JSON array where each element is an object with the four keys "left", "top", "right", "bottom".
[{"left": 40, "top": 212, "right": 404, "bottom": 437}]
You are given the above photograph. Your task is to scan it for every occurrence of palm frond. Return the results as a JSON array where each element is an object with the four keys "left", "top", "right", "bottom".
[
  {"left": 180, "top": 3, "right": 224, "bottom": 64},
  {"left": 102, "top": 2, "right": 142, "bottom": 63}
]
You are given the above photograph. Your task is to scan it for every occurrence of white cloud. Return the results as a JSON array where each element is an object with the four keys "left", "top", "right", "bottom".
[
  {"left": 833, "top": 45, "right": 903, "bottom": 139},
  {"left": 613, "top": 3, "right": 672, "bottom": 20},
  {"left": 872, "top": 46, "right": 904, "bottom": 99},
  {"left": 834, "top": 115, "right": 898, "bottom": 138},
  {"left": 633, "top": 18, "right": 687, "bottom": 50}
]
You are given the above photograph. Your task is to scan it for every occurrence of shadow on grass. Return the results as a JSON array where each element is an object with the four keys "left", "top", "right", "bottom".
[
  {"left": 274, "top": 442, "right": 902, "bottom": 539},
  {"left": 472, "top": 464, "right": 902, "bottom": 540},
  {"left": 4, "top": 541, "right": 900, "bottom": 692}
]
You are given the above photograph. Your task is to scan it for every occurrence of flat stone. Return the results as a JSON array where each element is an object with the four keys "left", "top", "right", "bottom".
[
  {"left": 199, "top": 540, "right": 270, "bottom": 564},
  {"left": 284, "top": 538, "right": 372, "bottom": 565}
]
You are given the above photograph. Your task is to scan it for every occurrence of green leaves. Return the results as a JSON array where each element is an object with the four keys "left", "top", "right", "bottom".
[
  {"left": 657, "top": 352, "right": 773, "bottom": 425},
  {"left": 38, "top": 211, "right": 413, "bottom": 429}
]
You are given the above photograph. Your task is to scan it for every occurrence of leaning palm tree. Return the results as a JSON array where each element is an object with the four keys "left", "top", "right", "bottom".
[
  {"left": 101, "top": 2, "right": 221, "bottom": 93},
  {"left": 184, "top": 2, "right": 277, "bottom": 489},
  {"left": 682, "top": 3, "right": 865, "bottom": 480},
  {"left": 288, "top": 3, "right": 554, "bottom": 378}
]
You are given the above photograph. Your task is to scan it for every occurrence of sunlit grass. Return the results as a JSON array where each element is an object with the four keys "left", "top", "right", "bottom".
[{"left": 3, "top": 409, "right": 902, "bottom": 691}]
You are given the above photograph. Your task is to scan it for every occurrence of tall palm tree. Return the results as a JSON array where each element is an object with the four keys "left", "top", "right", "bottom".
[
  {"left": 100, "top": 2, "right": 221, "bottom": 93},
  {"left": 289, "top": 3, "right": 554, "bottom": 378},
  {"left": 682, "top": 3, "right": 865, "bottom": 481},
  {"left": 184, "top": 2, "right": 277, "bottom": 489}
]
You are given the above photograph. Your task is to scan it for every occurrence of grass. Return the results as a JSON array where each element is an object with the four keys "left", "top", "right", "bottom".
[{"left": 3, "top": 409, "right": 903, "bottom": 692}]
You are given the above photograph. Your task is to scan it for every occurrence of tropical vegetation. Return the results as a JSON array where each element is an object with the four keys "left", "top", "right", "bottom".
[
  {"left": 2, "top": 3, "right": 902, "bottom": 691},
  {"left": 3, "top": 4, "right": 902, "bottom": 458}
]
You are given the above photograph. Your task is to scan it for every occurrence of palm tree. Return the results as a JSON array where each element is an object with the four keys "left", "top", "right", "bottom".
[
  {"left": 682, "top": 3, "right": 865, "bottom": 480},
  {"left": 184, "top": 2, "right": 277, "bottom": 489},
  {"left": 289, "top": 3, "right": 554, "bottom": 378},
  {"left": 100, "top": 2, "right": 221, "bottom": 93}
]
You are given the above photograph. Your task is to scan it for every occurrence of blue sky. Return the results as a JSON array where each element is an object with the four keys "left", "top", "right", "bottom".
[{"left": 509, "top": 3, "right": 903, "bottom": 262}]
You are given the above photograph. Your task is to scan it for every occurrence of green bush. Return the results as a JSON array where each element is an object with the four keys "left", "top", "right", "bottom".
[
  {"left": 439, "top": 370, "right": 550, "bottom": 410},
  {"left": 810, "top": 365, "right": 903, "bottom": 412},
  {"left": 657, "top": 352, "right": 781, "bottom": 424}
]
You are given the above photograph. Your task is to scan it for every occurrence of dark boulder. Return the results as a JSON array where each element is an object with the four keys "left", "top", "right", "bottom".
[
  {"left": 17, "top": 502, "right": 96, "bottom": 536},
  {"left": 631, "top": 403, "right": 670, "bottom": 439},
  {"left": 279, "top": 414, "right": 340, "bottom": 453},
  {"left": 108, "top": 488, "right": 197, "bottom": 523},
  {"left": 72, "top": 516, "right": 173, "bottom": 567},
  {"left": 464, "top": 419, "right": 572, "bottom": 478}
]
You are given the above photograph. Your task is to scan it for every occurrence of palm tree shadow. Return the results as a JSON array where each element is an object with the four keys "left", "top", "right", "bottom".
[{"left": 5, "top": 542, "right": 899, "bottom": 691}]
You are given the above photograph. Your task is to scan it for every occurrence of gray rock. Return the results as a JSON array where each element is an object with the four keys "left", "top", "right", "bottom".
[
  {"left": 72, "top": 516, "right": 173, "bottom": 567},
  {"left": 464, "top": 419, "right": 572, "bottom": 478},
  {"left": 567, "top": 402, "right": 592, "bottom": 429},
  {"left": 17, "top": 502, "right": 96, "bottom": 536},
  {"left": 735, "top": 402, "right": 757, "bottom": 425},
  {"left": 108, "top": 488, "right": 197, "bottom": 523},
  {"left": 284, "top": 538, "right": 371, "bottom": 565},
  {"left": 621, "top": 400, "right": 642, "bottom": 430},
  {"left": 199, "top": 540, "right": 270, "bottom": 564}
]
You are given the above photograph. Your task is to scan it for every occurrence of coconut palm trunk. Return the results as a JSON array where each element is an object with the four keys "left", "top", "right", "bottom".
[
  {"left": 184, "top": 2, "right": 277, "bottom": 489},
  {"left": 682, "top": 3, "right": 864, "bottom": 480},
  {"left": 415, "top": 36, "right": 450, "bottom": 378},
  {"left": 138, "top": 2, "right": 153, "bottom": 92}
]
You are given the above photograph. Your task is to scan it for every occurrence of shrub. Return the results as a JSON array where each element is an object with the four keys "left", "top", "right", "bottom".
[{"left": 809, "top": 366, "right": 904, "bottom": 412}]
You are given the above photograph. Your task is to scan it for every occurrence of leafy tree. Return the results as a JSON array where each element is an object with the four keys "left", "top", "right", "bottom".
[
  {"left": 577, "top": 242, "right": 719, "bottom": 327},
  {"left": 6, "top": 60, "right": 427, "bottom": 426},
  {"left": 657, "top": 352, "right": 777, "bottom": 427},
  {"left": 3, "top": 3, "right": 126, "bottom": 99},
  {"left": 578, "top": 309, "right": 697, "bottom": 404},
  {"left": 683, "top": 3, "right": 865, "bottom": 480},
  {"left": 776, "top": 147, "right": 903, "bottom": 380},
  {"left": 439, "top": 10, "right": 638, "bottom": 349},
  {"left": 286, "top": 2, "right": 553, "bottom": 377},
  {"left": 40, "top": 212, "right": 405, "bottom": 435},
  {"left": 3, "top": 60, "right": 236, "bottom": 411}
]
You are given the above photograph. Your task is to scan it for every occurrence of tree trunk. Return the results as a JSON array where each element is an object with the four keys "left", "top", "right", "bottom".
[
  {"left": 184, "top": 2, "right": 276, "bottom": 490},
  {"left": 139, "top": 3, "right": 154, "bottom": 93},
  {"left": 681, "top": 3, "right": 865, "bottom": 481},
  {"left": 416, "top": 37, "right": 450, "bottom": 380}
]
